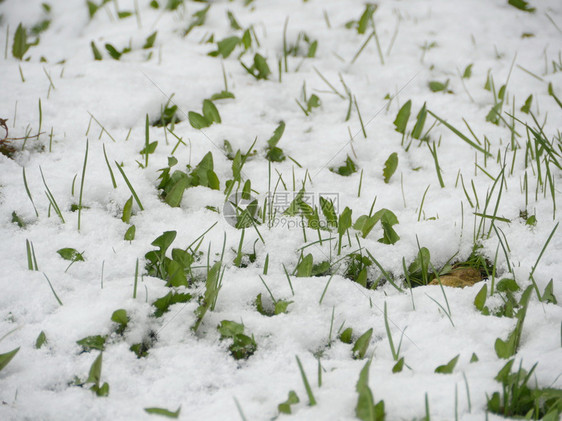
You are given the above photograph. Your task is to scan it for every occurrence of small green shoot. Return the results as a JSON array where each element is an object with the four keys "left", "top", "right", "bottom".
[
  {"left": 144, "top": 407, "right": 181, "bottom": 418},
  {"left": 217, "top": 320, "right": 257, "bottom": 360},
  {"left": 435, "top": 354, "right": 460, "bottom": 374},
  {"left": 383, "top": 152, "right": 398, "bottom": 183},
  {"left": 0, "top": 347, "right": 20, "bottom": 373},
  {"left": 352, "top": 328, "right": 372, "bottom": 359},
  {"left": 355, "top": 359, "right": 386, "bottom": 421},
  {"left": 278, "top": 391, "right": 300, "bottom": 414},
  {"left": 295, "top": 356, "right": 316, "bottom": 406}
]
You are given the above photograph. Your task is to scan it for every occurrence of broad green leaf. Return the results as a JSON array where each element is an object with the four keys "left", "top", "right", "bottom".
[
  {"left": 296, "top": 254, "right": 313, "bottom": 277},
  {"left": 124, "top": 225, "right": 136, "bottom": 241},
  {"left": 57, "top": 248, "right": 85, "bottom": 262},
  {"left": 278, "top": 390, "right": 299, "bottom": 414},
  {"left": 508, "top": 0, "right": 535, "bottom": 12},
  {"left": 104, "top": 43, "right": 121, "bottom": 60},
  {"left": 164, "top": 174, "right": 189, "bottom": 207},
  {"left": 357, "top": 3, "right": 376, "bottom": 34},
  {"left": 338, "top": 207, "right": 353, "bottom": 238},
  {"left": 202, "top": 100, "right": 221, "bottom": 124},
  {"left": 12, "top": 23, "right": 30, "bottom": 60},
  {"left": 496, "top": 278, "right": 519, "bottom": 292},
  {"left": 392, "top": 357, "right": 404, "bottom": 373},
  {"left": 86, "top": 352, "right": 103, "bottom": 385},
  {"left": 166, "top": 260, "right": 188, "bottom": 287},
  {"left": 0, "top": 347, "right": 19, "bottom": 372},
  {"left": 331, "top": 155, "right": 357, "bottom": 176},
  {"left": 218, "top": 320, "right": 245, "bottom": 338},
  {"left": 110, "top": 309, "right": 128, "bottom": 328},
  {"left": 340, "top": 327, "right": 353, "bottom": 344},
  {"left": 188, "top": 111, "right": 211, "bottom": 129},
  {"left": 77, "top": 335, "right": 106, "bottom": 352},
  {"left": 474, "top": 283, "right": 488, "bottom": 311},
  {"left": 140, "top": 141, "right": 158, "bottom": 155},
  {"left": 122, "top": 196, "right": 133, "bottom": 223},
  {"left": 320, "top": 197, "right": 337, "bottom": 228},
  {"left": 35, "top": 331, "right": 47, "bottom": 349},
  {"left": 151, "top": 230, "right": 176, "bottom": 253},
  {"left": 393, "top": 100, "right": 411, "bottom": 134},
  {"left": 429, "top": 80, "right": 448, "bottom": 92},
  {"left": 383, "top": 152, "right": 398, "bottom": 183},
  {"left": 435, "top": 354, "right": 459, "bottom": 374},
  {"left": 216, "top": 36, "right": 240, "bottom": 58},
  {"left": 352, "top": 328, "right": 372, "bottom": 359},
  {"left": 253, "top": 53, "right": 270, "bottom": 79}
]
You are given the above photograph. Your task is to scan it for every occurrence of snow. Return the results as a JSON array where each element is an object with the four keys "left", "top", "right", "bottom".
[{"left": 1, "top": 0, "right": 561, "bottom": 420}]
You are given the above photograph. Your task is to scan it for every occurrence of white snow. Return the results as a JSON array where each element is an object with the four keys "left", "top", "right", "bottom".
[{"left": 0, "top": 0, "right": 561, "bottom": 420}]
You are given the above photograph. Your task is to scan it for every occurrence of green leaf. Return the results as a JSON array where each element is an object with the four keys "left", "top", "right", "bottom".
[
  {"left": 265, "top": 146, "right": 285, "bottom": 162},
  {"left": 429, "top": 80, "right": 449, "bottom": 92},
  {"left": 496, "top": 278, "right": 520, "bottom": 292},
  {"left": 227, "top": 11, "right": 242, "bottom": 30},
  {"left": 164, "top": 173, "right": 189, "bottom": 207},
  {"left": 392, "top": 357, "right": 404, "bottom": 373},
  {"left": 87, "top": 1, "right": 99, "bottom": 18},
  {"left": 144, "top": 407, "right": 181, "bottom": 418},
  {"left": 110, "top": 309, "right": 128, "bottom": 328},
  {"left": 104, "top": 43, "right": 122, "bottom": 60},
  {"left": 474, "top": 283, "right": 488, "bottom": 311},
  {"left": 57, "top": 248, "right": 85, "bottom": 262},
  {"left": 188, "top": 111, "right": 211, "bottom": 129},
  {"left": 11, "top": 211, "right": 25, "bottom": 228},
  {"left": 166, "top": 260, "right": 188, "bottom": 287},
  {"left": 486, "top": 102, "right": 502, "bottom": 125},
  {"left": 124, "top": 225, "right": 135, "bottom": 241},
  {"left": 508, "top": 0, "right": 535, "bottom": 13},
  {"left": 352, "top": 328, "right": 372, "bottom": 359},
  {"left": 320, "top": 197, "right": 337, "bottom": 228},
  {"left": 339, "top": 327, "right": 353, "bottom": 344},
  {"left": 143, "top": 31, "right": 157, "bottom": 49},
  {"left": 151, "top": 230, "right": 176, "bottom": 254},
  {"left": 462, "top": 64, "right": 473, "bottom": 79},
  {"left": 0, "top": 347, "right": 20, "bottom": 372},
  {"left": 215, "top": 36, "right": 240, "bottom": 58},
  {"left": 77, "top": 335, "right": 106, "bottom": 352},
  {"left": 86, "top": 352, "right": 103, "bottom": 385},
  {"left": 229, "top": 333, "right": 257, "bottom": 359},
  {"left": 435, "top": 354, "right": 459, "bottom": 374},
  {"left": 357, "top": 3, "right": 376, "bottom": 34},
  {"left": 331, "top": 155, "right": 357, "bottom": 176},
  {"left": 253, "top": 53, "right": 271, "bottom": 79},
  {"left": 122, "top": 196, "right": 133, "bottom": 223},
  {"left": 470, "top": 353, "right": 479, "bottom": 363},
  {"left": 12, "top": 23, "right": 30, "bottom": 60},
  {"left": 91, "top": 41, "right": 102, "bottom": 60},
  {"left": 278, "top": 391, "right": 299, "bottom": 414},
  {"left": 393, "top": 100, "right": 411, "bottom": 134},
  {"left": 218, "top": 320, "right": 245, "bottom": 339},
  {"left": 411, "top": 102, "right": 427, "bottom": 140},
  {"left": 117, "top": 11, "right": 132, "bottom": 19},
  {"left": 202, "top": 100, "right": 221, "bottom": 124},
  {"left": 210, "top": 91, "right": 235, "bottom": 101},
  {"left": 306, "top": 94, "right": 321, "bottom": 112},
  {"left": 296, "top": 254, "right": 313, "bottom": 277},
  {"left": 383, "top": 152, "right": 398, "bottom": 183},
  {"left": 338, "top": 207, "right": 353, "bottom": 238},
  {"left": 35, "top": 331, "right": 47, "bottom": 349},
  {"left": 541, "top": 279, "right": 557, "bottom": 304},
  {"left": 153, "top": 292, "right": 192, "bottom": 318},
  {"left": 267, "top": 121, "right": 285, "bottom": 148}
]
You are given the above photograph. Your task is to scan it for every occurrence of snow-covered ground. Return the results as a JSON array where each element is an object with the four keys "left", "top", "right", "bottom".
[{"left": 1, "top": 0, "right": 561, "bottom": 420}]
